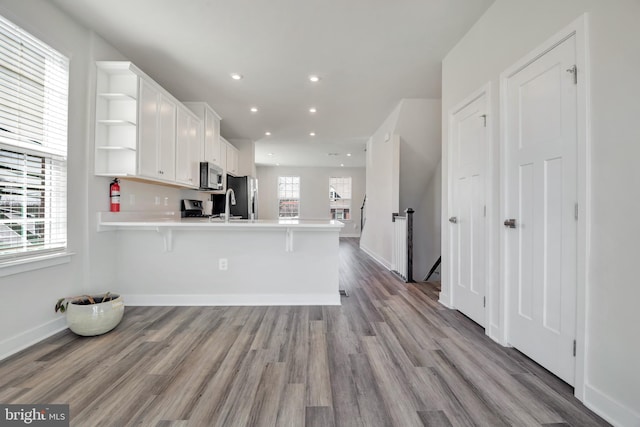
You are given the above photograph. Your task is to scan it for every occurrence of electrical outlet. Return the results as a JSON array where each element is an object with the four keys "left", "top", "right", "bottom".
[
  {"left": 164, "top": 197, "right": 169, "bottom": 206},
  {"left": 154, "top": 196, "right": 160, "bottom": 205},
  {"left": 218, "top": 258, "right": 228, "bottom": 271}
]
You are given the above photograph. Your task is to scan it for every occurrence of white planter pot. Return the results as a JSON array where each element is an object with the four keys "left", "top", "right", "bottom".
[{"left": 66, "top": 294, "right": 125, "bottom": 336}]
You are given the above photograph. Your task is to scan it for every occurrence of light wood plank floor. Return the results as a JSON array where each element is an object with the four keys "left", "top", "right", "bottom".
[{"left": 0, "top": 238, "right": 609, "bottom": 426}]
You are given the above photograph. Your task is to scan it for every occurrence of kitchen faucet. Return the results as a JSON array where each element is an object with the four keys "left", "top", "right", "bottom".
[{"left": 224, "top": 188, "right": 236, "bottom": 222}]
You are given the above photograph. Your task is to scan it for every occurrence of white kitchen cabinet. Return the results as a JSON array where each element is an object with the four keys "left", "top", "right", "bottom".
[
  {"left": 219, "top": 138, "right": 228, "bottom": 175},
  {"left": 223, "top": 138, "right": 239, "bottom": 176},
  {"left": 96, "top": 61, "right": 204, "bottom": 188},
  {"left": 138, "top": 78, "right": 176, "bottom": 182},
  {"left": 183, "top": 102, "right": 222, "bottom": 168},
  {"left": 175, "top": 104, "right": 202, "bottom": 188}
]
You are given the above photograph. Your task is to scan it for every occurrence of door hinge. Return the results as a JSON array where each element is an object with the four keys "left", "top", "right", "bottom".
[
  {"left": 574, "top": 203, "right": 579, "bottom": 220},
  {"left": 480, "top": 114, "right": 487, "bottom": 127},
  {"left": 483, "top": 296, "right": 486, "bottom": 308},
  {"left": 573, "top": 340, "right": 577, "bottom": 357},
  {"left": 483, "top": 205, "right": 487, "bottom": 217},
  {"left": 566, "top": 65, "right": 577, "bottom": 84}
]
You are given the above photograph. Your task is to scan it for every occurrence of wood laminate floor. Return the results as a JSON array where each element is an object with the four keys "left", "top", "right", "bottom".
[{"left": 0, "top": 238, "right": 609, "bottom": 426}]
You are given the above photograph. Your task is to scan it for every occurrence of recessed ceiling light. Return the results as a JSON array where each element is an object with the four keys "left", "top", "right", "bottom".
[
  {"left": 340, "top": 163, "right": 345, "bottom": 167},
  {"left": 276, "top": 163, "right": 280, "bottom": 166},
  {"left": 231, "top": 73, "right": 243, "bottom": 80},
  {"left": 309, "top": 107, "right": 317, "bottom": 113},
  {"left": 309, "top": 132, "right": 316, "bottom": 136},
  {"left": 265, "top": 131, "right": 271, "bottom": 136},
  {"left": 309, "top": 75, "right": 320, "bottom": 83},
  {"left": 250, "top": 107, "right": 258, "bottom": 113},
  {"left": 267, "top": 152, "right": 274, "bottom": 156},
  {"left": 346, "top": 153, "right": 352, "bottom": 157}
]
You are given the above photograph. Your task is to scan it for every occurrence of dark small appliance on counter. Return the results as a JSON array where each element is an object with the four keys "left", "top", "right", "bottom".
[{"left": 181, "top": 199, "right": 205, "bottom": 217}]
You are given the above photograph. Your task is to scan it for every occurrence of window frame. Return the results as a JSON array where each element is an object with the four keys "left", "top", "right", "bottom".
[
  {"left": 277, "top": 176, "right": 300, "bottom": 219},
  {"left": 329, "top": 176, "right": 352, "bottom": 221}
]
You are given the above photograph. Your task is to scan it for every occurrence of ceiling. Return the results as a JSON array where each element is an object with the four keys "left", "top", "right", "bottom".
[{"left": 51, "top": 0, "right": 494, "bottom": 167}]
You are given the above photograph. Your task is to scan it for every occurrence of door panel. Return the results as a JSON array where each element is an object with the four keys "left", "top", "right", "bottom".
[
  {"left": 505, "top": 35, "right": 577, "bottom": 385},
  {"left": 138, "top": 79, "right": 159, "bottom": 178},
  {"left": 450, "top": 92, "right": 487, "bottom": 327}
]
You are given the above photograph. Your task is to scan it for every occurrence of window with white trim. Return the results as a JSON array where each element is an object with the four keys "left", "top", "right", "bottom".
[
  {"left": 329, "top": 176, "right": 351, "bottom": 220},
  {"left": 0, "top": 14, "right": 69, "bottom": 260},
  {"left": 278, "top": 176, "right": 300, "bottom": 218}
]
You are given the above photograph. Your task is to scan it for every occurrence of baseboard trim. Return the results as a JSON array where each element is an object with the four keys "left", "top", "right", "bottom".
[
  {"left": 123, "top": 293, "right": 341, "bottom": 306},
  {"left": 438, "top": 293, "right": 454, "bottom": 309},
  {"left": 584, "top": 383, "right": 640, "bottom": 427},
  {"left": 359, "top": 244, "right": 392, "bottom": 270},
  {"left": 0, "top": 317, "right": 67, "bottom": 362}
]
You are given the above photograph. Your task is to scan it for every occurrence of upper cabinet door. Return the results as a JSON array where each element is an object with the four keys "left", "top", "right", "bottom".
[
  {"left": 158, "top": 94, "right": 176, "bottom": 181},
  {"left": 138, "top": 78, "right": 176, "bottom": 181},
  {"left": 138, "top": 78, "right": 160, "bottom": 178},
  {"left": 176, "top": 105, "right": 201, "bottom": 188},
  {"left": 205, "top": 107, "right": 221, "bottom": 167}
]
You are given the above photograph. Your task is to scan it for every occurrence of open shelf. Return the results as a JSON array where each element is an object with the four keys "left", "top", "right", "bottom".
[
  {"left": 95, "top": 62, "right": 140, "bottom": 176},
  {"left": 97, "top": 119, "right": 136, "bottom": 126},
  {"left": 97, "top": 146, "right": 136, "bottom": 151},
  {"left": 98, "top": 92, "right": 136, "bottom": 101}
]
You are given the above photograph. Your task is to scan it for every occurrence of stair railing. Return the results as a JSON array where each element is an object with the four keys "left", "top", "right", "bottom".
[
  {"left": 360, "top": 194, "right": 366, "bottom": 231},
  {"left": 391, "top": 208, "right": 414, "bottom": 282}
]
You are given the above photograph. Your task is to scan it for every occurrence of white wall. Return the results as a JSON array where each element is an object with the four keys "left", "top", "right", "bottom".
[
  {"left": 229, "top": 138, "right": 257, "bottom": 177},
  {"left": 397, "top": 99, "right": 441, "bottom": 279},
  {"left": 441, "top": 1, "right": 640, "bottom": 424},
  {"left": 0, "top": 0, "right": 112, "bottom": 358},
  {"left": 256, "top": 165, "right": 365, "bottom": 237},
  {"left": 361, "top": 100, "right": 441, "bottom": 277},
  {"left": 360, "top": 107, "right": 401, "bottom": 268}
]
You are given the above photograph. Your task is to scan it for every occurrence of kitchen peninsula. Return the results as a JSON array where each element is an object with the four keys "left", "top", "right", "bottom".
[{"left": 98, "top": 212, "right": 343, "bottom": 306}]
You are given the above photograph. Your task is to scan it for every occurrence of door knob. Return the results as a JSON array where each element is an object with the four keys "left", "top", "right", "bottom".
[
  {"left": 449, "top": 216, "right": 457, "bottom": 224},
  {"left": 504, "top": 218, "right": 516, "bottom": 228}
]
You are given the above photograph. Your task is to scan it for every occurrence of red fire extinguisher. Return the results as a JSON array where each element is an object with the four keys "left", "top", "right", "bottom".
[{"left": 110, "top": 178, "right": 120, "bottom": 212}]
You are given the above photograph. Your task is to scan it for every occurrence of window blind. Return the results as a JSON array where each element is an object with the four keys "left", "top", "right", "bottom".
[{"left": 0, "top": 14, "right": 69, "bottom": 259}]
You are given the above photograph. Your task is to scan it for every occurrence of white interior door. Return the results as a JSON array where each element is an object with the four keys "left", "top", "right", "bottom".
[
  {"left": 504, "top": 35, "right": 577, "bottom": 385},
  {"left": 450, "top": 92, "right": 487, "bottom": 327}
]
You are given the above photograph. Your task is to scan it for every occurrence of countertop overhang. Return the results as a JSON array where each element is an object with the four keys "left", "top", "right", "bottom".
[
  {"left": 97, "top": 212, "right": 343, "bottom": 251},
  {"left": 98, "top": 212, "right": 343, "bottom": 230}
]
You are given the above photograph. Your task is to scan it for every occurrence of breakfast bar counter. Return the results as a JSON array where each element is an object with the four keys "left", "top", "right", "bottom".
[{"left": 97, "top": 212, "right": 343, "bottom": 306}]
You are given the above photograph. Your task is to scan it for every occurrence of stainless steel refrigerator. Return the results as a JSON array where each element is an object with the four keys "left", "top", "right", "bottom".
[{"left": 226, "top": 175, "right": 258, "bottom": 219}]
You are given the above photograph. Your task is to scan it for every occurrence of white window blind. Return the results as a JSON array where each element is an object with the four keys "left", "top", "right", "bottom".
[{"left": 0, "top": 14, "right": 69, "bottom": 259}]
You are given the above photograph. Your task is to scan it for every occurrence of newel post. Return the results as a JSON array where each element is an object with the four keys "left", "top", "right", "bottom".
[{"left": 406, "top": 208, "right": 414, "bottom": 282}]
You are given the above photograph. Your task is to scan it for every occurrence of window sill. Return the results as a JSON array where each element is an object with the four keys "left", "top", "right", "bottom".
[{"left": 0, "top": 251, "right": 75, "bottom": 278}]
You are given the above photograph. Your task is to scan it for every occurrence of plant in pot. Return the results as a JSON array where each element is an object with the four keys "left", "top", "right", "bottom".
[{"left": 55, "top": 292, "right": 125, "bottom": 336}]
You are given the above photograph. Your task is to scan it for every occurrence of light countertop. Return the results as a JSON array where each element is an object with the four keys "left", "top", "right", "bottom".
[{"left": 97, "top": 212, "right": 344, "bottom": 231}]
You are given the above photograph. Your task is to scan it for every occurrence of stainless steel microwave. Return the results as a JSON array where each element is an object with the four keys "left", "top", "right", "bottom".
[{"left": 200, "top": 162, "right": 223, "bottom": 190}]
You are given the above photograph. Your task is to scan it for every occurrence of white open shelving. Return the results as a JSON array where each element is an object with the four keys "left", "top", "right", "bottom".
[{"left": 94, "top": 62, "right": 140, "bottom": 176}]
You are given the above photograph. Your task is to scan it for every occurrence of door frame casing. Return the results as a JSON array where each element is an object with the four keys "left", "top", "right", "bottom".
[
  {"left": 446, "top": 82, "right": 493, "bottom": 330},
  {"left": 499, "top": 14, "right": 589, "bottom": 400}
]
